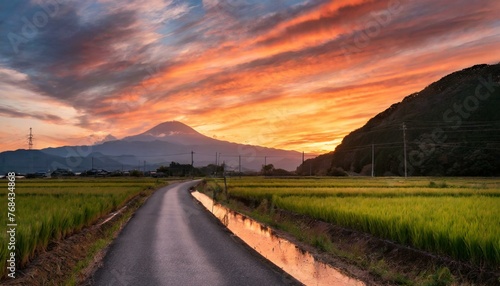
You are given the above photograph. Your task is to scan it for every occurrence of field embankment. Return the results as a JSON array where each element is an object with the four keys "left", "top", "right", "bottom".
[{"left": 200, "top": 177, "right": 500, "bottom": 285}]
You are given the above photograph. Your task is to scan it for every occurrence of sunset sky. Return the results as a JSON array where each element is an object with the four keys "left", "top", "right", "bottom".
[{"left": 1, "top": 0, "right": 499, "bottom": 154}]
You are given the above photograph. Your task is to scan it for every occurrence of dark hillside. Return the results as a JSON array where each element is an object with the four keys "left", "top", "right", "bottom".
[{"left": 298, "top": 63, "right": 500, "bottom": 176}]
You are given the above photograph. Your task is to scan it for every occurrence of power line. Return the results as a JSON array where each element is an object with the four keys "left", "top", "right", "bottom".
[{"left": 340, "top": 120, "right": 500, "bottom": 137}]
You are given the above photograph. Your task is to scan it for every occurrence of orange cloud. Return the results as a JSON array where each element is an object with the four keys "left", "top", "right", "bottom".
[{"left": 1, "top": 0, "right": 499, "bottom": 154}]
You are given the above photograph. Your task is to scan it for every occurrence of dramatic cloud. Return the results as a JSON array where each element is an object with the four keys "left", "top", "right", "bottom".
[
  {"left": 0, "top": 0, "right": 499, "bottom": 153},
  {"left": 0, "top": 106, "right": 62, "bottom": 123}
]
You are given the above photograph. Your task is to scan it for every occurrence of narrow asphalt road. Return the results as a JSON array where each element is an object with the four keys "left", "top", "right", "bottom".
[{"left": 91, "top": 181, "right": 293, "bottom": 286}]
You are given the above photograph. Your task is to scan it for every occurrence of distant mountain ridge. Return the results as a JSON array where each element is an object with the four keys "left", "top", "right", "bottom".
[
  {"left": 146, "top": 121, "right": 199, "bottom": 135},
  {"left": 1, "top": 121, "right": 302, "bottom": 173},
  {"left": 123, "top": 121, "right": 220, "bottom": 145},
  {"left": 298, "top": 63, "right": 500, "bottom": 176},
  {"left": 125, "top": 121, "right": 202, "bottom": 140}
]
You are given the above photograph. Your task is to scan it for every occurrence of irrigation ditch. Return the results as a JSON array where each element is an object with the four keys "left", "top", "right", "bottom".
[
  {"left": 193, "top": 179, "right": 500, "bottom": 286},
  {"left": 191, "top": 190, "right": 365, "bottom": 286}
]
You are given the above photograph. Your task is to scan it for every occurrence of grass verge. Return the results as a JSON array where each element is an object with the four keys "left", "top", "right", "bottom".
[
  {"left": 1, "top": 182, "right": 164, "bottom": 286},
  {"left": 69, "top": 189, "right": 155, "bottom": 285}
]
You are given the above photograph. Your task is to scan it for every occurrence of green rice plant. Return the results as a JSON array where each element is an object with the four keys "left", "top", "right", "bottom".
[
  {"left": 222, "top": 177, "right": 500, "bottom": 266},
  {"left": 228, "top": 186, "right": 500, "bottom": 201},
  {"left": 273, "top": 195, "right": 500, "bottom": 265},
  {"left": 221, "top": 177, "right": 500, "bottom": 190},
  {"left": 0, "top": 177, "right": 166, "bottom": 278}
]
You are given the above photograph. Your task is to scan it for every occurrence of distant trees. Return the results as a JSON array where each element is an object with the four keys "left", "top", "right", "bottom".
[
  {"left": 156, "top": 162, "right": 199, "bottom": 177},
  {"left": 328, "top": 167, "right": 348, "bottom": 177},
  {"left": 130, "top": 170, "right": 144, "bottom": 177},
  {"left": 51, "top": 168, "right": 75, "bottom": 178},
  {"left": 261, "top": 164, "right": 294, "bottom": 176},
  {"left": 261, "top": 164, "right": 274, "bottom": 176}
]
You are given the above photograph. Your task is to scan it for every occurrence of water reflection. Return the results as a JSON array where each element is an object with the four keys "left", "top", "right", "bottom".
[{"left": 192, "top": 192, "right": 365, "bottom": 286}]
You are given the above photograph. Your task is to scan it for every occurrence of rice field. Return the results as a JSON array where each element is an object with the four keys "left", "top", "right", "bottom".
[
  {"left": 217, "top": 177, "right": 500, "bottom": 266},
  {"left": 0, "top": 178, "right": 167, "bottom": 278}
]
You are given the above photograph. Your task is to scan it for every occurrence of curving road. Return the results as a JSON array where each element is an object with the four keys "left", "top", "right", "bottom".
[{"left": 91, "top": 181, "right": 294, "bottom": 286}]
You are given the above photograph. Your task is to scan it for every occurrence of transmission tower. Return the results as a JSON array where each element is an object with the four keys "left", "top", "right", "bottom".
[{"left": 28, "top": 127, "right": 34, "bottom": 150}]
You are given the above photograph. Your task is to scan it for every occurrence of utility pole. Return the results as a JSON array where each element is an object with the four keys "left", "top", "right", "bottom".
[
  {"left": 239, "top": 155, "right": 241, "bottom": 174},
  {"left": 215, "top": 152, "right": 218, "bottom": 166},
  {"left": 223, "top": 162, "right": 228, "bottom": 200},
  {"left": 190, "top": 151, "right": 195, "bottom": 178},
  {"left": 28, "top": 127, "right": 33, "bottom": 150},
  {"left": 217, "top": 153, "right": 222, "bottom": 177},
  {"left": 264, "top": 156, "right": 267, "bottom": 166},
  {"left": 371, "top": 144, "right": 375, "bottom": 177},
  {"left": 402, "top": 122, "right": 407, "bottom": 178},
  {"left": 302, "top": 152, "right": 305, "bottom": 165}
]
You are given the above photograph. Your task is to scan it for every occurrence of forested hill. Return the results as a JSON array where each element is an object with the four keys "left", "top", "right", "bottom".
[{"left": 298, "top": 63, "right": 500, "bottom": 176}]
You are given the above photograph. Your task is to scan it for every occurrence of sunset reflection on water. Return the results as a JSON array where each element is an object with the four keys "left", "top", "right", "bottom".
[{"left": 192, "top": 191, "right": 365, "bottom": 286}]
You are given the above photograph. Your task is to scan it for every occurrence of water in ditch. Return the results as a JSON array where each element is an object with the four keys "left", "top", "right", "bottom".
[{"left": 192, "top": 191, "right": 365, "bottom": 286}]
